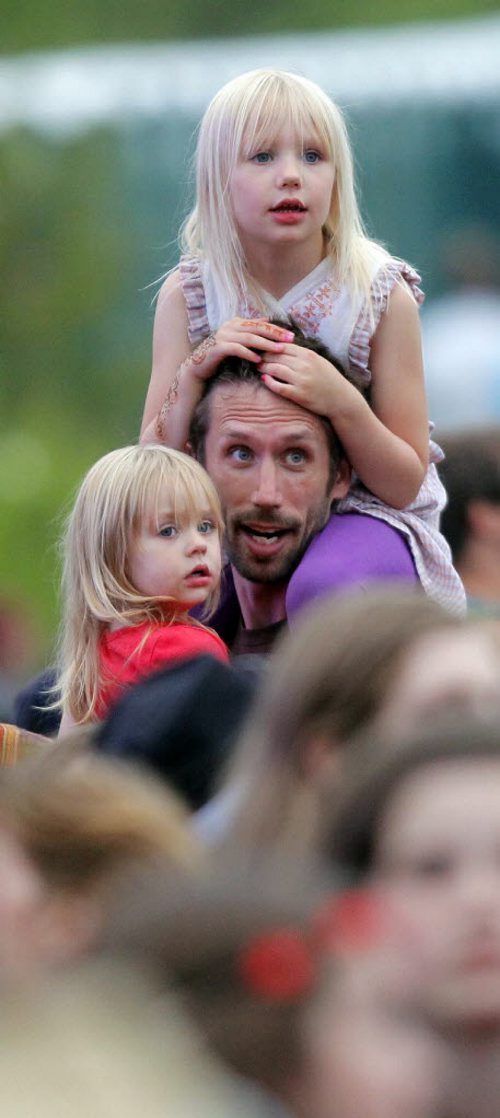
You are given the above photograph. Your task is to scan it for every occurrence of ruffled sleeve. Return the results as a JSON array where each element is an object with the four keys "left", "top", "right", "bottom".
[
  {"left": 349, "top": 260, "right": 425, "bottom": 381},
  {"left": 178, "top": 254, "right": 210, "bottom": 344}
]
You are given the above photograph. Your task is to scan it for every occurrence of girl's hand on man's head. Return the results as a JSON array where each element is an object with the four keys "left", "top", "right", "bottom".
[{"left": 186, "top": 318, "right": 295, "bottom": 382}]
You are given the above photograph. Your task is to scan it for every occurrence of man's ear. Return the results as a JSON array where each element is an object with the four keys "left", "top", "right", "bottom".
[{"left": 329, "top": 457, "right": 352, "bottom": 502}]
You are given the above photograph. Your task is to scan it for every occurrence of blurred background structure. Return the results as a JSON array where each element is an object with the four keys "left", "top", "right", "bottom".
[{"left": 1, "top": 2, "right": 500, "bottom": 673}]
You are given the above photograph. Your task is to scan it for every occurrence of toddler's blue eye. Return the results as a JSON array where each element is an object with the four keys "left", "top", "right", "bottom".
[
  {"left": 303, "top": 150, "right": 321, "bottom": 163},
  {"left": 252, "top": 151, "right": 272, "bottom": 164},
  {"left": 159, "top": 524, "right": 178, "bottom": 538},
  {"left": 198, "top": 519, "right": 215, "bottom": 534}
]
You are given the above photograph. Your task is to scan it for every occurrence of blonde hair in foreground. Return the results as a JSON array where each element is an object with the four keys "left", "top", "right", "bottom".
[
  {"left": 181, "top": 68, "right": 390, "bottom": 315},
  {"left": 57, "top": 444, "right": 224, "bottom": 722},
  {"left": 0, "top": 734, "right": 203, "bottom": 892}
]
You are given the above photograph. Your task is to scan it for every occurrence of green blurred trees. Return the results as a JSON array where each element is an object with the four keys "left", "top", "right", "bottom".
[
  {"left": 3, "top": 0, "right": 500, "bottom": 53},
  {"left": 0, "top": 121, "right": 182, "bottom": 663}
]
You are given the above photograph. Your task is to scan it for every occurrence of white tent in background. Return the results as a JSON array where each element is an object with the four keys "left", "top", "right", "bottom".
[{"left": 0, "top": 14, "right": 500, "bottom": 136}]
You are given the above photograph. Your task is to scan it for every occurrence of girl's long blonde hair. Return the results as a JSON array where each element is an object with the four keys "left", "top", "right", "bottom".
[
  {"left": 181, "top": 68, "right": 390, "bottom": 318},
  {"left": 57, "top": 445, "right": 224, "bottom": 723}
]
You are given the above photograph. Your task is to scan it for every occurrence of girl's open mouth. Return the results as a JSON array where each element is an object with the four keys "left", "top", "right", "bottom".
[{"left": 271, "top": 200, "right": 306, "bottom": 213}]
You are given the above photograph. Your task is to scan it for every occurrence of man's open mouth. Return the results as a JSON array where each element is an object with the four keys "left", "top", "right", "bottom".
[{"left": 240, "top": 525, "right": 290, "bottom": 545}]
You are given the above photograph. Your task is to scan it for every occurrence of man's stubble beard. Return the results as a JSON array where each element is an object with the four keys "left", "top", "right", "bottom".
[{"left": 224, "top": 497, "right": 333, "bottom": 585}]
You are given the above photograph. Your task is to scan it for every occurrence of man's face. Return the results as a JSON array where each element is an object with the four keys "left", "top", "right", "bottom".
[{"left": 202, "top": 382, "right": 350, "bottom": 583}]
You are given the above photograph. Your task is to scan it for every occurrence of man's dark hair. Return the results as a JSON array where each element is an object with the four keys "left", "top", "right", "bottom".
[
  {"left": 189, "top": 319, "right": 353, "bottom": 486},
  {"left": 439, "top": 427, "right": 500, "bottom": 562}
]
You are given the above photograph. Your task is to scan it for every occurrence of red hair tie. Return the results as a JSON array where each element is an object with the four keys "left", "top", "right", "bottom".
[
  {"left": 237, "top": 888, "right": 393, "bottom": 1003},
  {"left": 238, "top": 927, "right": 315, "bottom": 1002}
]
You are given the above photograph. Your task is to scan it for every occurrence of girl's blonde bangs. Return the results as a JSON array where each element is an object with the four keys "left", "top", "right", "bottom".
[
  {"left": 97, "top": 446, "right": 221, "bottom": 539},
  {"left": 237, "top": 76, "right": 334, "bottom": 161},
  {"left": 143, "top": 459, "right": 223, "bottom": 536}
]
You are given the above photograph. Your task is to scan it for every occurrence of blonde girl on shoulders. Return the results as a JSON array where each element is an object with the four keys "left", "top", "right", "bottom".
[{"left": 141, "top": 69, "right": 465, "bottom": 616}]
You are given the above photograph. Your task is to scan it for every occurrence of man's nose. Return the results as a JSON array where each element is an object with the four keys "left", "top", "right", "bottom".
[{"left": 252, "top": 460, "right": 282, "bottom": 508}]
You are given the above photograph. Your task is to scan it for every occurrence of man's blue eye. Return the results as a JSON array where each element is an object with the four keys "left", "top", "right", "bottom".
[
  {"left": 303, "top": 150, "right": 321, "bottom": 163},
  {"left": 159, "top": 524, "right": 178, "bottom": 537},
  {"left": 230, "top": 447, "right": 253, "bottom": 463},
  {"left": 286, "top": 449, "right": 306, "bottom": 466},
  {"left": 198, "top": 519, "right": 215, "bottom": 534}
]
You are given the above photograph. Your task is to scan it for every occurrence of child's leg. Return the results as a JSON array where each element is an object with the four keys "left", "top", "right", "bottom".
[{"left": 286, "top": 512, "right": 418, "bottom": 621}]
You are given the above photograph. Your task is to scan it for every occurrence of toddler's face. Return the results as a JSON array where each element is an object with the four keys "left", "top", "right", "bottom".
[
  {"left": 128, "top": 498, "right": 222, "bottom": 613},
  {"left": 374, "top": 759, "right": 500, "bottom": 1030}
]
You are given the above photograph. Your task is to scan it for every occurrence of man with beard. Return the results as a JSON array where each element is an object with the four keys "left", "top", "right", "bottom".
[
  {"left": 189, "top": 331, "right": 352, "bottom": 656},
  {"left": 13, "top": 343, "right": 347, "bottom": 731}
]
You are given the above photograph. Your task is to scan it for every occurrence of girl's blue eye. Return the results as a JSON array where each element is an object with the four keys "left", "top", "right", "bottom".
[
  {"left": 252, "top": 151, "right": 272, "bottom": 164},
  {"left": 303, "top": 150, "right": 321, "bottom": 164},
  {"left": 159, "top": 524, "right": 178, "bottom": 538},
  {"left": 198, "top": 519, "right": 215, "bottom": 534}
]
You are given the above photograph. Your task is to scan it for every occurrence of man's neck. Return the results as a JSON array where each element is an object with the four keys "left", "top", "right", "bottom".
[{"left": 231, "top": 568, "right": 288, "bottom": 630}]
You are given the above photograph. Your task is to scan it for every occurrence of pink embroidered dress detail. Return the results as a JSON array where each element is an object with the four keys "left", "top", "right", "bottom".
[{"left": 178, "top": 254, "right": 466, "bottom": 615}]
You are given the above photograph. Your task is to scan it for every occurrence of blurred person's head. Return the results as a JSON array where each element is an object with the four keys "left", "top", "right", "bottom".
[
  {"left": 216, "top": 587, "right": 461, "bottom": 853},
  {"left": 439, "top": 427, "right": 500, "bottom": 607},
  {"left": 95, "top": 654, "right": 261, "bottom": 811},
  {"left": 330, "top": 711, "right": 500, "bottom": 1035},
  {"left": 0, "top": 734, "right": 202, "bottom": 983},
  {"left": 439, "top": 223, "right": 500, "bottom": 291},
  {"left": 371, "top": 618, "right": 500, "bottom": 739},
  {"left": 99, "top": 857, "right": 448, "bottom": 1118}
]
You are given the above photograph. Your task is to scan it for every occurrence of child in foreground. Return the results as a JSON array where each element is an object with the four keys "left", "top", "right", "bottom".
[
  {"left": 142, "top": 68, "right": 465, "bottom": 616},
  {"left": 57, "top": 444, "right": 227, "bottom": 733}
]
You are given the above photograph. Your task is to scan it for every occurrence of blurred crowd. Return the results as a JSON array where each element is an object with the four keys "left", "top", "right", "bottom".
[{"left": 2, "top": 552, "right": 500, "bottom": 1114}]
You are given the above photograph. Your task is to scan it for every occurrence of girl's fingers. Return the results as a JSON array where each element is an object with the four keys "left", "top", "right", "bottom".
[
  {"left": 239, "top": 319, "right": 294, "bottom": 343},
  {"left": 220, "top": 332, "right": 291, "bottom": 354},
  {"left": 259, "top": 361, "right": 295, "bottom": 382},
  {"left": 216, "top": 343, "right": 263, "bottom": 364},
  {"left": 260, "top": 371, "right": 297, "bottom": 396}
]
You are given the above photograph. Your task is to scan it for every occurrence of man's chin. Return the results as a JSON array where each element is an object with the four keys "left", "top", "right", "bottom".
[{"left": 227, "top": 544, "right": 304, "bottom": 585}]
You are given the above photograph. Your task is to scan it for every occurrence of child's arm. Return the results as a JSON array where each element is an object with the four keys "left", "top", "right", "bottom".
[
  {"left": 260, "top": 284, "right": 429, "bottom": 510},
  {"left": 140, "top": 271, "right": 200, "bottom": 448},
  {"left": 141, "top": 272, "right": 294, "bottom": 450}
]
